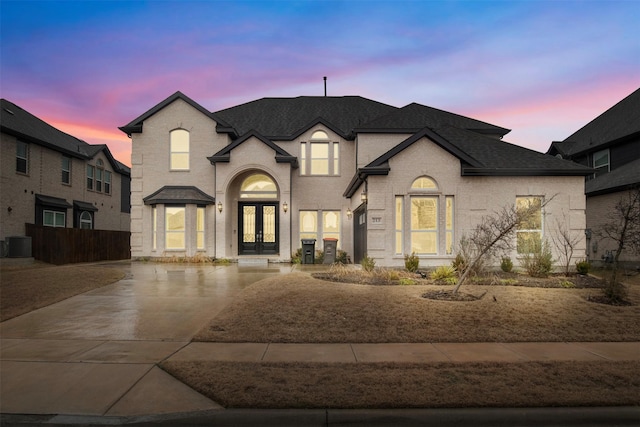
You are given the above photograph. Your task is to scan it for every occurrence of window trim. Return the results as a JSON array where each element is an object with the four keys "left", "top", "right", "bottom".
[
  {"left": 300, "top": 130, "right": 340, "bottom": 176},
  {"left": 410, "top": 196, "right": 439, "bottom": 255},
  {"left": 592, "top": 149, "right": 610, "bottom": 178}
]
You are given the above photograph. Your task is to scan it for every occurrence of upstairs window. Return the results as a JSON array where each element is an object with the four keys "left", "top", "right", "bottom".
[
  {"left": 592, "top": 149, "right": 609, "bottom": 178},
  {"left": 16, "top": 141, "right": 28, "bottom": 174},
  {"left": 62, "top": 155, "right": 71, "bottom": 184},
  {"left": 95, "top": 159, "right": 104, "bottom": 192},
  {"left": 104, "top": 170, "right": 112, "bottom": 194},
  {"left": 87, "top": 165, "right": 95, "bottom": 190},
  {"left": 170, "top": 129, "right": 189, "bottom": 170},
  {"left": 300, "top": 131, "right": 339, "bottom": 176}
]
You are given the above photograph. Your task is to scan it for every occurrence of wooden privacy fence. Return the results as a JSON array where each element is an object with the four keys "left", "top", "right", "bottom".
[{"left": 26, "top": 224, "right": 130, "bottom": 265}]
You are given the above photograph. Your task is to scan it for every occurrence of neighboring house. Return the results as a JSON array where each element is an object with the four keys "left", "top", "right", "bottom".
[
  {"left": 1, "top": 99, "right": 131, "bottom": 250},
  {"left": 120, "top": 91, "right": 592, "bottom": 267},
  {"left": 548, "top": 88, "right": 640, "bottom": 266}
]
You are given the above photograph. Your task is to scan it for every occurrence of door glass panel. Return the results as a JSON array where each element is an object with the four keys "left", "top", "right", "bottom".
[
  {"left": 243, "top": 206, "right": 256, "bottom": 243},
  {"left": 263, "top": 205, "right": 276, "bottom": 243}
]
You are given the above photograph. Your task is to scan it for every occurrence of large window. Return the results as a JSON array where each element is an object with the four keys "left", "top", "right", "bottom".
[
  {"left": 299, "top": 209, "right": 341, "bottom": 247},
  {"left": 62, "top": 155, "right": 71, "bottom": 184},
  {"left": 592, "top": 149, "right": 609, "bottom": 178},
  {"left": 43, "top": 210, "right": 65, "bottom": 227},
  {"left": 165, "top": 206, "right": 186, "bottom": 249},
  {"left": 411, "top": 197, "right": 438, "bottom": 255},
  {"left": 516, "top": 196, "right": 543, "bottom": 254},
  {"left": 196, "top": 207, "right": 205, "bottom": 250},
  {"left": 87, "top": 160, "right": 111, "bottom": 194},
  {"left": 16, "top": 141, "right": 28, "bottom": 174},
  {"left": 300, "top": 131, "right": 339, "bottom": 176},
  {"left": 395, "top": 196, "right": 403, "bottom": 255},
  {"left": 170, "top": 129, "right": 189, "bottom": 170}
]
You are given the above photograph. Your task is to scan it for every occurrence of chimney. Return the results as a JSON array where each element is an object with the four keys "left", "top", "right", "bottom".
[{"left": 323, "top": 76, "right": 327, "bottom": 97}]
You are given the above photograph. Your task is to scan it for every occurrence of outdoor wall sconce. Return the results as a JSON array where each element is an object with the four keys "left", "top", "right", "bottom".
[
  {"left": 217, "top": 201, "right": 223, "bottom": 213},
  {"left": 283, "top": 202, "right": 288, "bottom": 213},
  {"left": 361, "top": 191, "right": 368, "bottom": 204},
  {"left": 346, "top": 208, "right": 352, "bottom": 219}
]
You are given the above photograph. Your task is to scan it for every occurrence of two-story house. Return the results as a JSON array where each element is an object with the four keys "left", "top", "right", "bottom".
[
  {"left": 548, "top": 87, "right": 640, "bottom": 266},
  {"left": 1, "top": 99, "right": 131, "bottom": 256},
  {"left": 120, "top": 91, "right": 593, "bottom": 267}
]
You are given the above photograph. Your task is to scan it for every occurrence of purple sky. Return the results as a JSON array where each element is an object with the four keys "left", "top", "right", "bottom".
[{"left": 2, "top": 0, "right": 638, "bottom": 166}]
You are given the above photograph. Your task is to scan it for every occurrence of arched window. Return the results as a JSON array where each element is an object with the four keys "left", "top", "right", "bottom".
[
  {"left": 80, "top": 211, "right": 93, "bottom": 229},
  {"left": 170, "top": 129, "right": 189, "bottom": 170},
  {"left": 240, "top": 174, "right": 277, "bottom": 199},
  {"left": 301, "top": 130, "right": 339, "bottom": 175},
  {"left": 411, "top": 176, "right": 438, "bottom": 190}
]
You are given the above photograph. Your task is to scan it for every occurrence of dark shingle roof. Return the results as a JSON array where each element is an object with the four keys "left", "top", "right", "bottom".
[
  {"left": 212, "top": 96, "right": 398, "bottom": 139},
  {"left": 143, "top": 186, "right": 215, "bottom": 205},
  {"left": 355, "top": 103, "right": 510, "bottom": 137},
  {"left": 2, "top": 98, "right": 130, "bottom": 175},
  {"left": 559, "top": 87, "right": 640, "bottom": 155},
  {"left": 586, "top": 157, "right": 640, "bottom": 196}
]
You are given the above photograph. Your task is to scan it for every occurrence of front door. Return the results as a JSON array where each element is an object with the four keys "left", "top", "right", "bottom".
[{"left": 239, "top": 203, "right": 278, "bottom": 255}]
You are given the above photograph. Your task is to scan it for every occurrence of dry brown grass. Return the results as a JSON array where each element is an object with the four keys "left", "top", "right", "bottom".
[
  {"left": 161, "top": 360, "right": 640, "bottom": 409},
  {"left": 194, "top": 272, "right": 640, "bottom": 343},
  {"left": 0, "top": 262, "right": 125, "bottom": 321}
]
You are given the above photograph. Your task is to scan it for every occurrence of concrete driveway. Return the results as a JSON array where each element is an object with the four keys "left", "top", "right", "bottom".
[{"left": 0, "top": 261, "right": 293, "bottom": 417}]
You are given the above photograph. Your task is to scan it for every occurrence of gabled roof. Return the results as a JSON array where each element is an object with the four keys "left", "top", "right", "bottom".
[
  {"left": 355, "top": 102, "right": 510, "bottom": 137},
  {"left": 551, "top": 87, "right": 640, "bottom": 156},
  {"left": 212, "top": 96, "right": 398, "bottom": 140},
  {"left": 119, "top": 91, "right": 226, "bottom": 135},
  {"left": 143, "top": 186, "right": 215, "bottom": 205},
  {"left": 1, "top": 99, "right": 130, "bottom": 176},
  {"left": 207, "top": 130, "right": 298, "bottom": 167},
  {"left": 586, "top": 157, "right": 640, "bottom": 196},
  {"left": 344, "top": 125, "right": 593, "bottom": 197}
]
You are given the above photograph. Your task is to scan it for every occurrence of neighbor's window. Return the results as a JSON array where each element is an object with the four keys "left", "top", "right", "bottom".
[
  {"left": 170, "top": 129, "right": 189, "bottom": 170},
  {"left": 104, "top": 170, "right": 111, "bottom": 194},
  {"left": 62, "top": 155, "right": 71, "bottom": 184},
  {"left": 43, "top": 210, "right": 65, "bottom": 228},
  {"left": 87, "top": 165, "right": 95, "bottom": 190},
  {"left": 410, "top": 197, "right": 438, "bottom": 255},
  {"left": 593, "top": 149, "right": 609, "bottom": 178},
  {"left": 16, "top": 141, "right": 28, "bottom": 174},
  {"left": 446, "top": 196, "right": 454, "bottom": 255},
  {"left": 165, "top": 206, "right": 186, "bottom": 249},
  {"left": 79, "top": 211, "right": 93, "bottom": 229},
  {"left": 95, "top": 159, "right": 104, "bottom": 192},
  {"left": 516, "top": 196, "right": 543, "bottom": 254},
  {"left": 196, "top": 206, "right": 205, "bottom": 250},
  {"left": 300, "top": 131, "right": 339, "bottom": 176},
  {"left": 395, "top": 196, "right": 403, "bottom": 255}
]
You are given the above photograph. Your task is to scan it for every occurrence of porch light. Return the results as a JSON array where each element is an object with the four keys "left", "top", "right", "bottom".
[
  {"left": 361, "top": 191, "right": 368, "bottom": 204},
  {"left": 346, "top": 208, "right": 352, "bottom": 219},
  {"left": 217, "top": 201, "right": 223, "bottom": 213},
  {"left": 283, "top": 201, "right": 288, "bottom": 213}
]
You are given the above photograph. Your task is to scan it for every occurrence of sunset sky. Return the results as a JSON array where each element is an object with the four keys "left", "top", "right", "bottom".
[{"left": 1, "top": 0, "right": 638, "bottom": 167}]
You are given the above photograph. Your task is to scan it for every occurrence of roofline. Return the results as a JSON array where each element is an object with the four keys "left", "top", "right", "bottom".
[
  {"left": 461, "top": 167, "right": 594, "bottom": 177},
  {"left": 1, "top": 126, "right": 88, "bottom": 159},
  {"left": 559, "top": 130, "right": 640, "bottom": 157},
  {"left": 587, "top": 182, "right": 640, "bottom": 197},
  {"left": 208, "top": 130, "right": 299, "bottom": 168}
]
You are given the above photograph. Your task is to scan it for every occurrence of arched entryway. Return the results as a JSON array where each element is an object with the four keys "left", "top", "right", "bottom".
[{"left": 236, "top": 173, "right": 279, "bottom": 255}]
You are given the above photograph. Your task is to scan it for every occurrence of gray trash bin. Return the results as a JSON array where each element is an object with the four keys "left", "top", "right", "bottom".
[
  {"left": 301, "top": 239, "right": 316, "bottom": 264},
  {"left": 323, "top": 238, "right": 338, "bottom": 264}
]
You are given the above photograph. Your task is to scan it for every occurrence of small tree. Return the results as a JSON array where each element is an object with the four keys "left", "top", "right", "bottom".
[
  {"left": 452, "top": 196, "right": 553, "bottom": 294},
  {"left": 549, "top": 211, "right": 582, "bottom": 275},
  {"left": 597, "top": 187, "right": 640, "bottom": 302}
]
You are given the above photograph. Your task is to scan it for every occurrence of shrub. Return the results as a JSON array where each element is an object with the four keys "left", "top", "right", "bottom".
[
  {"left": 399, "top": 278, "right": 417, "bottom": 286},
  {"left": 520, "top": 240, "right": 554, "bottom": 278},
  {"left": 559, "top": 280, "right": 575, "bottom": 288},
  {"left": 361, "top": 255, "right": 376, "bottom": 272},
  {"left": 404, "top": 252, "right": 420, "bottom": 272},
  {"left": 603, "top": 279, "right": 628, "bottom": 303},
  {"left": 452, "top": 236, "right": 487, "bottom": 277},
  {"left": 500, "top": 256, "right": 513, "bottom": 273},
  {"left": 452, "top": 253, "right": 466, "bottom": 273},
  {"left": 291, "top": 248, "right": 302, "bottom": 264},
  {"left": 336, "top": 250, "right": 349, "bottom": 264},
  {"left": 314, "top": 250, "right": 325, "bottom": 264},
  {"left": 575, "top": 259, "right": 590, "bottom": 275},
  {"left": 430, "top": 265, "right": 457, "bottom": 283}
]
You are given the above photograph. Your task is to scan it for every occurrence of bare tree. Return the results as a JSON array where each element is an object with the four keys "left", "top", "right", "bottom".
[
  {"left": 550, "top": 211, "right": 582, "bottom": 275},
  {"left": 452, "top": 196, "right": 553, "bottom": 294},
  {"left": 597, "top": 186, "right": 640, "bottom": 301}
]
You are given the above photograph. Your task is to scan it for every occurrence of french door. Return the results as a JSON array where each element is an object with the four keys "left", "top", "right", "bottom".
[{"left": 238, "top": 203, "right": 279, "bottom": 255}]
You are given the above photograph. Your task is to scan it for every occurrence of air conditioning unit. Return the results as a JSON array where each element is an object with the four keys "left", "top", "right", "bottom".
[{"left": 7, "top": 236, "right": 32, "bottom": 258}]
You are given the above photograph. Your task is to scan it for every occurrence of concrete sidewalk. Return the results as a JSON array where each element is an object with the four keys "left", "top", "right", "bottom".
[{"left": 1, "top": 338, "right": 639, "bottom": 421}]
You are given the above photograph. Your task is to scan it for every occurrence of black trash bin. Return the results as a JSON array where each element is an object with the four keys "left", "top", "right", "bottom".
[
  {"left": 323, "top": 238, "right": 338, "bottom": 264},
  {"left": 301, "top": 239, "right": 316, "bottom": 264}
]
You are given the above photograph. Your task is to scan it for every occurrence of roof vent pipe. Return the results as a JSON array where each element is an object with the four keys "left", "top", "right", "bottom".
[{"left": 324, "top": 76, "right": 327, "bottom": 96}]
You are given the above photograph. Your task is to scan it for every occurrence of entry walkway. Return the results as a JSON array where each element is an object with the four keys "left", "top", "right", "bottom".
[{"left": 1, "top": 338, "right": 639, "bottom": 419}]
